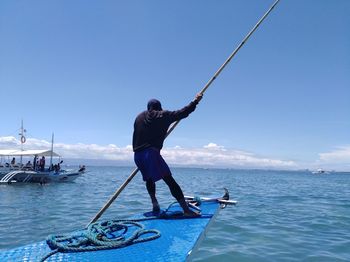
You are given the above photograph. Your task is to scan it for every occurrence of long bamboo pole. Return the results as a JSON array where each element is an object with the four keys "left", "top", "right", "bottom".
[{"left": 87, "top": 0, "right": 281, "bottom": 226}]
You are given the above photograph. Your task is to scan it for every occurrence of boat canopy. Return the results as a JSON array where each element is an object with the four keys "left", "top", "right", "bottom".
[{"left": 0, "top": 149, "right": 60, "bottom": 157}]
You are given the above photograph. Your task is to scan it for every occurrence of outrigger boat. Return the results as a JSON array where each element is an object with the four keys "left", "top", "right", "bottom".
[
  {"left": 0, "top": 122, "right": 85, "bottom": 183},
  {"left": 0, "top": 149, "right": 85, "bottom": 183},
  {"left": 0, "top": 189, "right": 237, "bottom": 262}
]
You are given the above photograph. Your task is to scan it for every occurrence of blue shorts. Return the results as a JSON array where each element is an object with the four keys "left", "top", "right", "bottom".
[{"left": 134, "top": 147, "right": 171, "bottom": 182}]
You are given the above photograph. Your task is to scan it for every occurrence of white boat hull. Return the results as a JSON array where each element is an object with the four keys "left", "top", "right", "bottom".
[{"left": 0, "top": 169, "right": 84, "bottom": 184}]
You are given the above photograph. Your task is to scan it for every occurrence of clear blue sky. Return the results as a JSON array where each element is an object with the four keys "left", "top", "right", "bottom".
[{"left": 1, "top": 0, "right": 349, "bottom": 170}]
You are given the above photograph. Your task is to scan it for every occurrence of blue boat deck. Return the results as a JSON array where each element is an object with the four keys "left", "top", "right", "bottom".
[{"left": 0, "top": 201, "right": 221, "bottom": 262}]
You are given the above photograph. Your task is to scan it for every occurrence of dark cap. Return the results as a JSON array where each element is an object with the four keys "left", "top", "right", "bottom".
[{"left": 147, "top": 99, "right": 162, "bottom": 111}]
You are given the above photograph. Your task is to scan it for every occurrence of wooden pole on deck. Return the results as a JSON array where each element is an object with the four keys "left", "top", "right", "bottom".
[{"left": 87, "top": 0, "right": 281, "bottom": 226}]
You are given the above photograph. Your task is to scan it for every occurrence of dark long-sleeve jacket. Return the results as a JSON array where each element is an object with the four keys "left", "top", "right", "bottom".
[{"left": 132, "top": 101, "right": 198, "bottom": 152}]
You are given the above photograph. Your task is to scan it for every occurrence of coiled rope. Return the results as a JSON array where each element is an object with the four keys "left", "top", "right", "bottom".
[{"left": 41, "top": 218, "right": 160, "bottom": 262}]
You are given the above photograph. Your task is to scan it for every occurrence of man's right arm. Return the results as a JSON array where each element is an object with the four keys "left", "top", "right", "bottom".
[{"left": 167, "top": 93, "right": 203, "bottom": 122}]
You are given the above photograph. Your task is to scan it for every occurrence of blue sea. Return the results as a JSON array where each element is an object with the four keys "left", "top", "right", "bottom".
[{"left": 0, "top": 167, "right": 349, "bottom": 261}]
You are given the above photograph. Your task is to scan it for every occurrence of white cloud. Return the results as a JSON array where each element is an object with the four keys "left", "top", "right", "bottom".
[
  {"left": 203, "top": 143, "right": 225, "bottom": 150},
  {"left": 319, "top": 146, "right": 350, "bottom": 163},
  {"left": 54, "top": 142, "right": 133, "bottom": 161},
  {"left": 162, "top": 143, "right": 295, "bottom": 169},
  {"left": 0, "top": 136, "right": 18, "bottom": 147},
  {"left": 314, "top": 146, "right": 350, "bottom": 171},
  {"left": 0, "top": 136, "right": 133, "bottom": 161},
  {"left": 0, "top": 136, "right": 296, "bottom": 169}
]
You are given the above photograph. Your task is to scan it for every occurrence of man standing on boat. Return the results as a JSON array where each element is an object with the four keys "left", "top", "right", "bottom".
[
  {"left": 133, "top": 94, "right": 202, "bottom": 217},
  {"left": 39, "top": 156, "right": 45, "bottom": 171}
]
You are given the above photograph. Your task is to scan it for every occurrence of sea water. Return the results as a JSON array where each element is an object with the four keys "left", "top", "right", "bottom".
[{"left": 0, "top": 167, "right": 349, "bottom": 261}]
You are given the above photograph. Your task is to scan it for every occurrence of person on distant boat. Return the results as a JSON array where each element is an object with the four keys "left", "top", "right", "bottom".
[
  {"left": 25, "top": 161, "right": 32, "bottom": 168},
  {"left": 11, "top": 157, "right": 16, "bottom": 166},
  {"left": 78, "top": 165, "right": 85, "bottom": 172},
  {"left": 132, "top": 94, "right": 203, "bottom": 217},
  {"left": 53, "top": 162, "right": 61, "bottom": 172},
  {"left": 39, "top": 156, "right": 45, "bottom": 171},
  {"left": 33, "top": 156, "right": 37, "bottom": 170}
]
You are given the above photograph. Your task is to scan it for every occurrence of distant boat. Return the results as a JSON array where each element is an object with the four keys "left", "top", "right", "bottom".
[
  {"left": 0, "top": 149, "right": 85, "bottom": 183},
  {"left": 311, "top": 168, "right": 329, "bottom": 175},
  {"left": 0, "top": 122, "right": 85, "bottom": 184}
]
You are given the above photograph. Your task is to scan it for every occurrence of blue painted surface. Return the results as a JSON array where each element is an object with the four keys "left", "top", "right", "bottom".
[{"left": 0, "top": 201, "right": 220, "bottom": 262}]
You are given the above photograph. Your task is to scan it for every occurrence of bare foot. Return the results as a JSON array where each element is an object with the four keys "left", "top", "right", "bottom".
[{"left": 183, "top": 210, "right": 201, "bottom": 218}]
